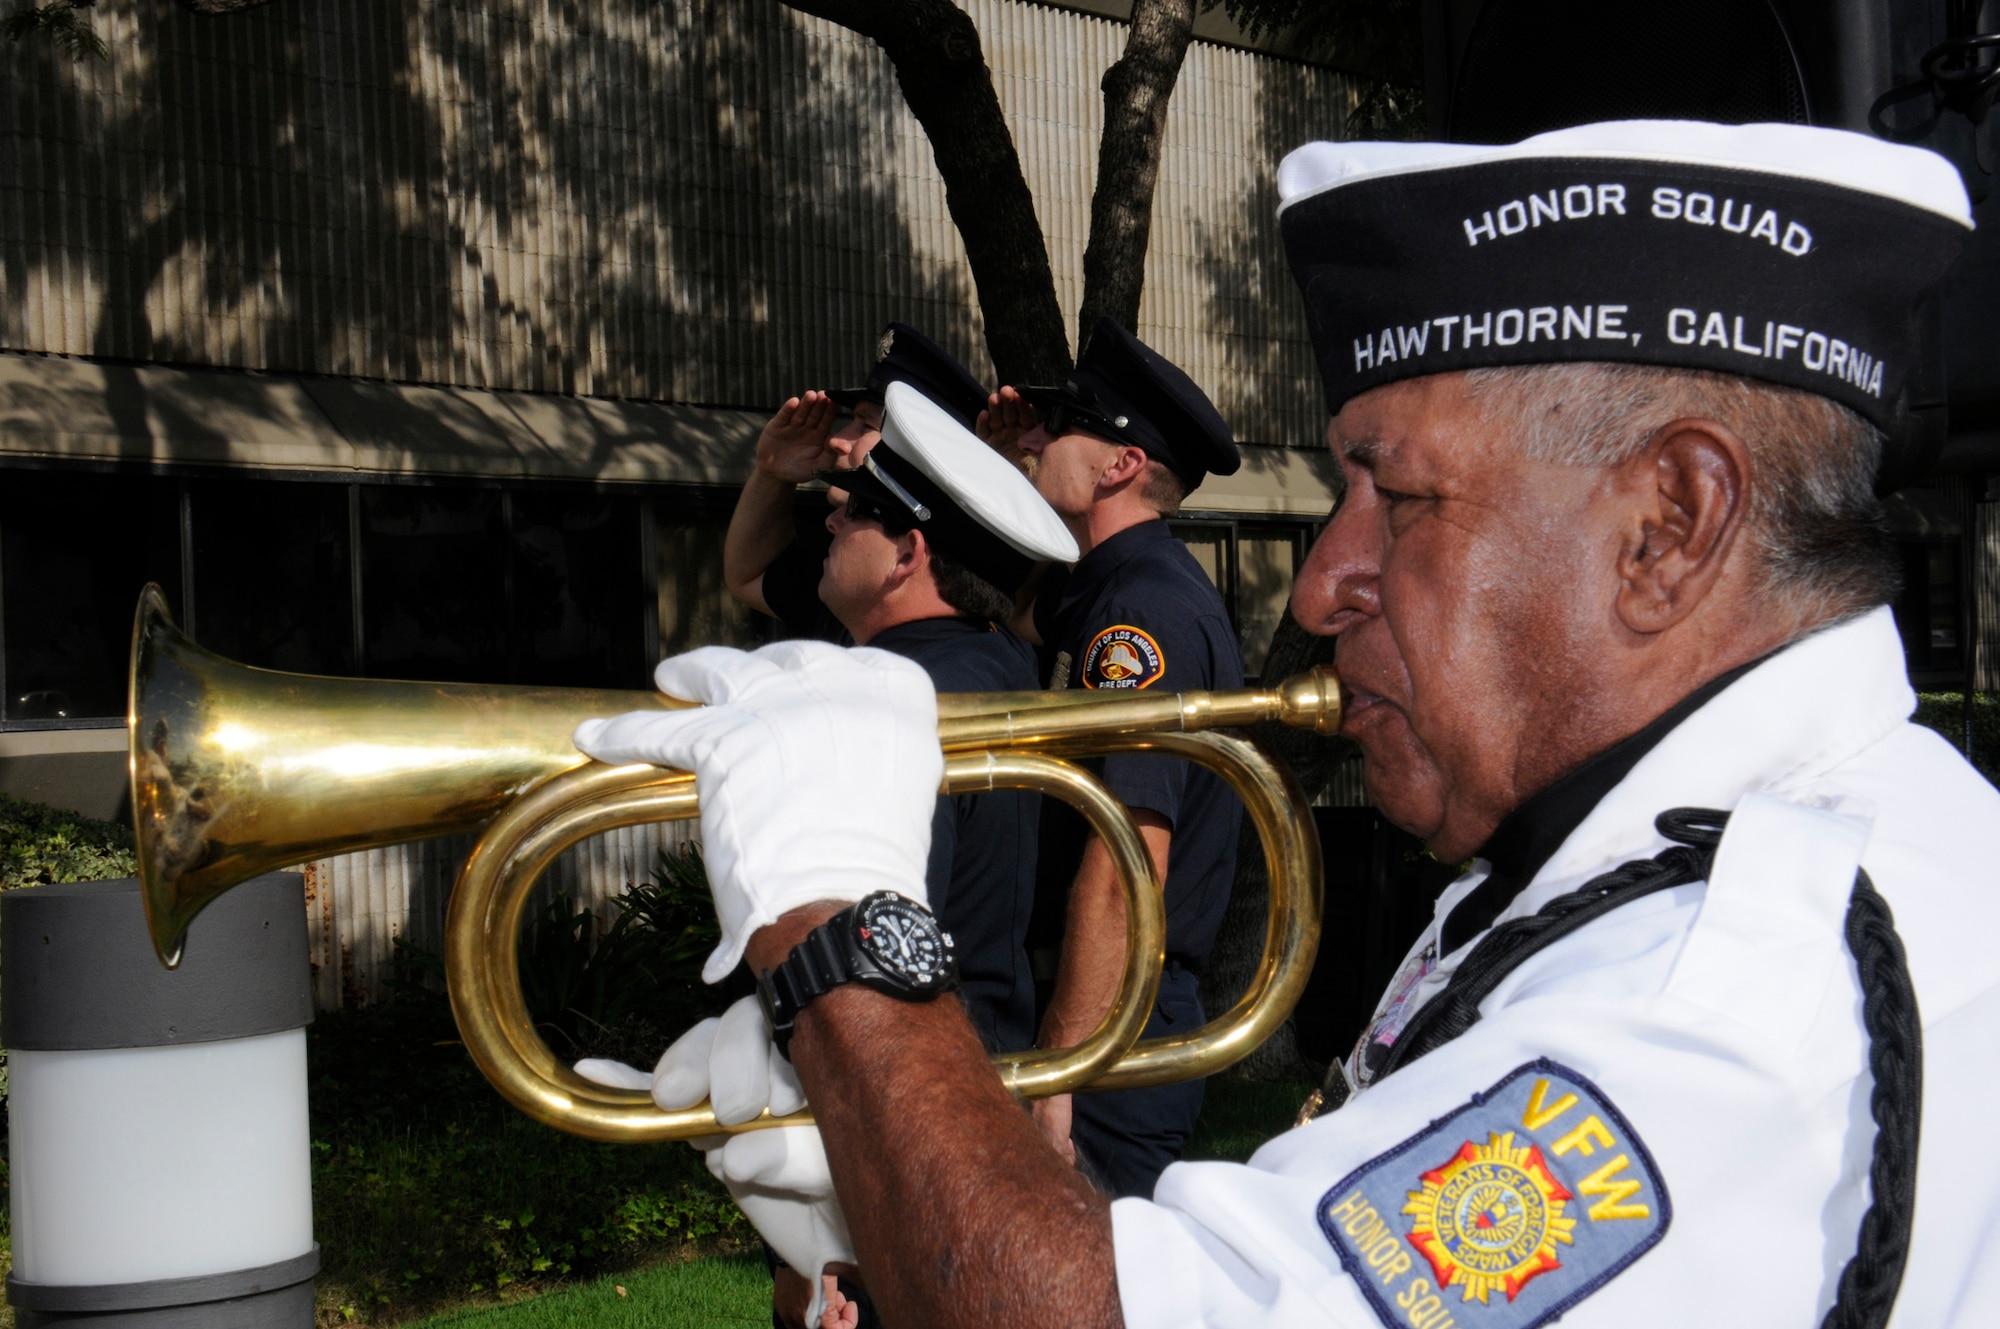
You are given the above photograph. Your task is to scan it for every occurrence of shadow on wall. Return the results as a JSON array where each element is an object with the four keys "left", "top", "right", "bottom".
[
  {"left": 1193, "top": 58, "right": 1357, "bottom": 458},
  {"left": 0, "top": 0, "right": 984, "bottom": 414}
]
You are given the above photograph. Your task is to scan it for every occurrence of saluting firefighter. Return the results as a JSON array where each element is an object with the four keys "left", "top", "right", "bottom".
[
  {"left": 1008, "top": 317, "right": 1246, "bottom": 1200},
  {"left": 808, "top": 379, "right": 1075, "bottom": 1060},
  {"left": 720, "top": 335, "right": 1070, "bottom": 1327},
  {"left": 723, "top": 323, "right": 996, "bottom": 643}
]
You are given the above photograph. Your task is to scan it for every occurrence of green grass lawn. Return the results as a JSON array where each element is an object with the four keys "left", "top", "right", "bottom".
[
  {"left": 392, "top": 1074, "right": 1316, "bottom": 1329},
  {"left": 408, "top": 1254, "right": 769, "bottom": 1327}
]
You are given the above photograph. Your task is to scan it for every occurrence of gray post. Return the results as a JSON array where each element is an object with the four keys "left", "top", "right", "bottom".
[{"left": 3, "top": 873, "right": 317, "bottom": 1327}]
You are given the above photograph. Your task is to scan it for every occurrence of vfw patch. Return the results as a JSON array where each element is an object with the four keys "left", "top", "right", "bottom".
[
  {"left": 1082, "top": 625, "right": 1164, "bottom": 689},
  {"left": 1318, "top": 1061, "right": 1668, "bottom": 1329}
]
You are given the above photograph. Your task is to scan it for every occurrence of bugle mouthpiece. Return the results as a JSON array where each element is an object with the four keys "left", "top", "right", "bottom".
[{"left": 1275, "top": 666, "right": 1342, "bottom": 736}]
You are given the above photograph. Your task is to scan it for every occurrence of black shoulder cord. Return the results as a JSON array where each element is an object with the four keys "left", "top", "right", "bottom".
[{"left": 1366, "top": 808, "right": 1923, "bottom": 1329}]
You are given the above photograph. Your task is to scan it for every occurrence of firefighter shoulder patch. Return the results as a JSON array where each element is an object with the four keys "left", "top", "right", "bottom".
[
  {"left": 1317, "top": 1061, "right": 1668, "bottom": 1329},
  {"left": 1082, "top": 625, "right": 1165, "bottom": 689}
]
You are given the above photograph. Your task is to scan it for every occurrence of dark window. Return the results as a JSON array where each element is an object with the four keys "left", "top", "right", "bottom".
[
  {"left": 189, "top": 478, "right": 355, "bottom": 675},
  {"left": 1893, "top": 538, "right": 1964, "bottom": 682},
  {"left": 653, "top": 493, "right": 775, "bottom": 657},
  {"left": 1169, "top": 516, "right": 1317, "bottom": 676},
  {"left": 1, "top": 471, "right": 181, "bottom": 721},
  {"left": 1, "top": 467, "right": 752, "bottom": 726},
  {"left": 357, "top": 486, "right": 645, "bottom": 687},
  {"left": 507, "top": 491, "right": 645, "bottom": 688},
  {"left": 359, "top": 487, "right": 512, "bottom": 684}
]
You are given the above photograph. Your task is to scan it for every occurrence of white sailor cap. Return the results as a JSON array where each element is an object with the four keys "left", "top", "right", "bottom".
[
  {"left": 1278, "top": 120, "right": 1974, "bottom": 474},
  {"left": 822, "top": 381, "right": 1077, "bottom": 591}
]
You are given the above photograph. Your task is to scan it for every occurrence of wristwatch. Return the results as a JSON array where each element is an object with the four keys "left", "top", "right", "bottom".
[{"left": 756, "top": 891, "right": 959, "bottom": 1058}]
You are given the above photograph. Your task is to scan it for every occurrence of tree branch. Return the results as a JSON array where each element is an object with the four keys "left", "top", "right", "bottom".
[
  {"left": 1076, "top": 0, "right": 1197, "bottom": 337},
  {"left": 783, "top": 0, "right": 1073, "bottom": 383}
]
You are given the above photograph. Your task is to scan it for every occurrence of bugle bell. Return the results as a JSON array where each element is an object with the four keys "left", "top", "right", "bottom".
[{"left": 128, "top": 584, "right": 1338, "bottom": 1142}]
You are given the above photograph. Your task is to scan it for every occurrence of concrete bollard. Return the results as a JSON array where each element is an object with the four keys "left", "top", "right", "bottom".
[{"left": 3, "top": 873, "right": 317, "bottom": 1326}]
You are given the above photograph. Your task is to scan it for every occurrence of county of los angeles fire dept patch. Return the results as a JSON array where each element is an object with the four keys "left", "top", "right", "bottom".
[
  {"left": 1317, "top": 1061, "right": 1668, "bottom": 1329},
  {"left": 1082, "top": 625, "right": 1164, "bottom": 689}
]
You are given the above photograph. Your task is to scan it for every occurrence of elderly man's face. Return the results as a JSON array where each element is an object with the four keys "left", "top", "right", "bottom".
[{"left": 1291, "top": 374, "right": 1629, "bottom": 862}]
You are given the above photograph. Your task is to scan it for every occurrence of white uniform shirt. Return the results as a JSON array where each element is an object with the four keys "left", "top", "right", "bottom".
[{"left": 1110, "top": 608, "right": 2000, "bottom": 1327}]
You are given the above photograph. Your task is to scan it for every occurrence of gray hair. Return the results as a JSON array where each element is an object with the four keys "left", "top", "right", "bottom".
[{"left": 1463, "top": 363, "right": 1897, "bottom": 623}]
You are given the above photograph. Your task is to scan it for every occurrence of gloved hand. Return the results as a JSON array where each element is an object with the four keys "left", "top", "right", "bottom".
[
  {"left": 576, "top": 997, "right": 854, "bottom": 1326},
  {"left": 574, "top": 641, "right": 943, "bottom": 983}
]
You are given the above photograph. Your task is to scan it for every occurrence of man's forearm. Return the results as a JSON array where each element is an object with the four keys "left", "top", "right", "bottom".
[
  {"left": 723, "top": 470, "right": 802, "bottom": 614},
  {"left": 1041, "top": 815, "right": 1172, "bottom": 1047},
  {"left": 749, "top": 907, "right": 1123, "bottom": 1329}
]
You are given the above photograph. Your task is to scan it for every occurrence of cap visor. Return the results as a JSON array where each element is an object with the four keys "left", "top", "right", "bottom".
[
  {"left": 812, "top": 465, "right": 896, "bottom": 507},
  {"left": 1014, "top": 384, "right": 1069, "bottom": 413},
  {"left": 825, "top": 386, "right": 879, "bottom": 409}
]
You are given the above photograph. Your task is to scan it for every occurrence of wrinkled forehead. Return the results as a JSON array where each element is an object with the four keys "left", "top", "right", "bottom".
[{"left": 1328, "top": 371, "right": 1485, "bottom": 465}]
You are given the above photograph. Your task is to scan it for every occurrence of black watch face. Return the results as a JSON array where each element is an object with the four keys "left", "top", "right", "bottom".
[{"left": 854, "top": 894, "right": 953, "bottom": 990}]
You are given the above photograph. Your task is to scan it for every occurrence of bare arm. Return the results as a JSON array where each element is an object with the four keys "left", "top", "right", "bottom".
[
  {"left": 746, "top": 908, "right": 1124, "bottom": 1329},
  {"left": 1030, "top": 813, "right": 1172, "bottom": 1153},
  {"left": 724, "top": 393, "right": 839, "bottom": 615}
]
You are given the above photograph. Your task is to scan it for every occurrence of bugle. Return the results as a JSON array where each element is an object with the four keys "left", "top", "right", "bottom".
[{"left": 128, "top": 584, "right": 1337, "bottom": 1142}]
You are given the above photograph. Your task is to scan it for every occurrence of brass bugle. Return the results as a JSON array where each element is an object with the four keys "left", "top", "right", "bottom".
[{"left": 129, "top": 584, "right": 1336, "bottom": 1142}]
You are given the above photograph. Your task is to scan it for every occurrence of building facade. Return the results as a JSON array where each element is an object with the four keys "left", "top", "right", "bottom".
[{"left": 1, "top": 0, "right": 1363, "bottom": 1002}]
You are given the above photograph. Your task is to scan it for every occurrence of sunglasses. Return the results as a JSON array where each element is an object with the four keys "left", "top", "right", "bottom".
[{"left": 843, "top": 492, "right": 915, "bottom": 532}]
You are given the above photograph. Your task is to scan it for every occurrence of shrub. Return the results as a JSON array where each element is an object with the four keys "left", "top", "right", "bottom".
[
  {"left": 0, "top": 792, "right": 136, "bottom": 890},
  {"left": 1913, "top": 692, "right": 2000, "bottom": 787},
  {"left": 394, "top": 845, "right": 731, "bottom": 1070},
  {"left": 514, "top": 847, "right": 725, "bottom": 1064},
  {"left": 306, "top": 994, "right": 747, "bottom": 1324}
]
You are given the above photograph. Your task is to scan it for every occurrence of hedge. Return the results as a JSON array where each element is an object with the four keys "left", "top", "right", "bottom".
[{"left": 0, "top": 792, "right": 136, "bottom": 891}]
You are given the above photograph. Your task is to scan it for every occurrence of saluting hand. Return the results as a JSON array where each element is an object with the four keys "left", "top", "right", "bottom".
[
  {"left": 976, "top": 386, "right": 1038, "bottom": 467},
  {"left": 756, "top": 391, "right": 841, "bottom": 484}
]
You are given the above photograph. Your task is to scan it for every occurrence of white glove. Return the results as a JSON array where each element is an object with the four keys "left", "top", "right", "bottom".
[
  {"left": 576, "top": 996, "right": 852, "bottom": 1326},
  {"left": 574, "top": 641, "right": 942, "bottom": 982}
]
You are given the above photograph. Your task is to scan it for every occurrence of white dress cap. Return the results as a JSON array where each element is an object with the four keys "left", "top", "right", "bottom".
[
  {"left": 1277, "top": 120, "right": 1973, "bottom": 227},
  {"left": 880, "top": 381, "right": 1078, "bottom": 565}
]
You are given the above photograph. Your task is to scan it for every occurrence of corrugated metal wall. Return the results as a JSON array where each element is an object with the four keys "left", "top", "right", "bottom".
[
  {"left": 1, "top": 0, "right": 1350, "bottom": 447},
  {"left": 300, "top": 821, "right": 695, "bottom": 1011}
]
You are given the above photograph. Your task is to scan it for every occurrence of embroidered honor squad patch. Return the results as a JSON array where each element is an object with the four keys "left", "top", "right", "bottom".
[
  {"left": 1082, "top": 626, "right": 1165, "bottom": 690},
  {"left": 1318, "top": 1061, "right": 1668, "bottom": 1329}
]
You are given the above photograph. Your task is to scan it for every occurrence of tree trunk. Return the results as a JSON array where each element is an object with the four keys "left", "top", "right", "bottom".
[
  {"left": 782, "top": 0, "right": 1074, "bottom": 384},
  {"left": 1075, "top": 0, "right": 1197, "bottom": 339}
]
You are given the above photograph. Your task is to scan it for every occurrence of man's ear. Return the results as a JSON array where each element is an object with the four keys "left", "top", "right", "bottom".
[
  {"left": 1096, "top": 444, "right": 1151, "bottom": 494},
  {"left": 886, "top": 528, "right": 928, "bottom": 591},
  {"left": 1614, "top": 418, "right": 1751, "bottom": 635}
]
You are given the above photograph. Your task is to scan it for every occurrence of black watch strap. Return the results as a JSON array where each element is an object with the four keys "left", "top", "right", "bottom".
[
  {"left": 759, "top": 916, "right": 858, "bottom": 1057},
  {"left": 757, "top": 893, "right": 956, "bottom": 1058}
]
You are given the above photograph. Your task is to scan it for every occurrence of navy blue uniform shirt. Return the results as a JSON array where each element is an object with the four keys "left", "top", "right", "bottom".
[
  {"left": 1036, "top": 518, "right": 1244, "bottom": 967},
  {"left": 760, "top": 525, "right": 849, "bottom": 644},
  {"left": 865, "top": 616, "right": 1042, "bottom": 1054}
]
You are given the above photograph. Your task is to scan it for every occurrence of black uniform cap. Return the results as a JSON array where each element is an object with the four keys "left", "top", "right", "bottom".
[
  {"left": 1020, "top": 318, "right": 1241, "bottom": 487},
  {"left": 829, "top": 323, "right": 991, "bottom": 432},
  {"left": 1278, "top": 120, "right": 1974, "bottom": 481}
]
